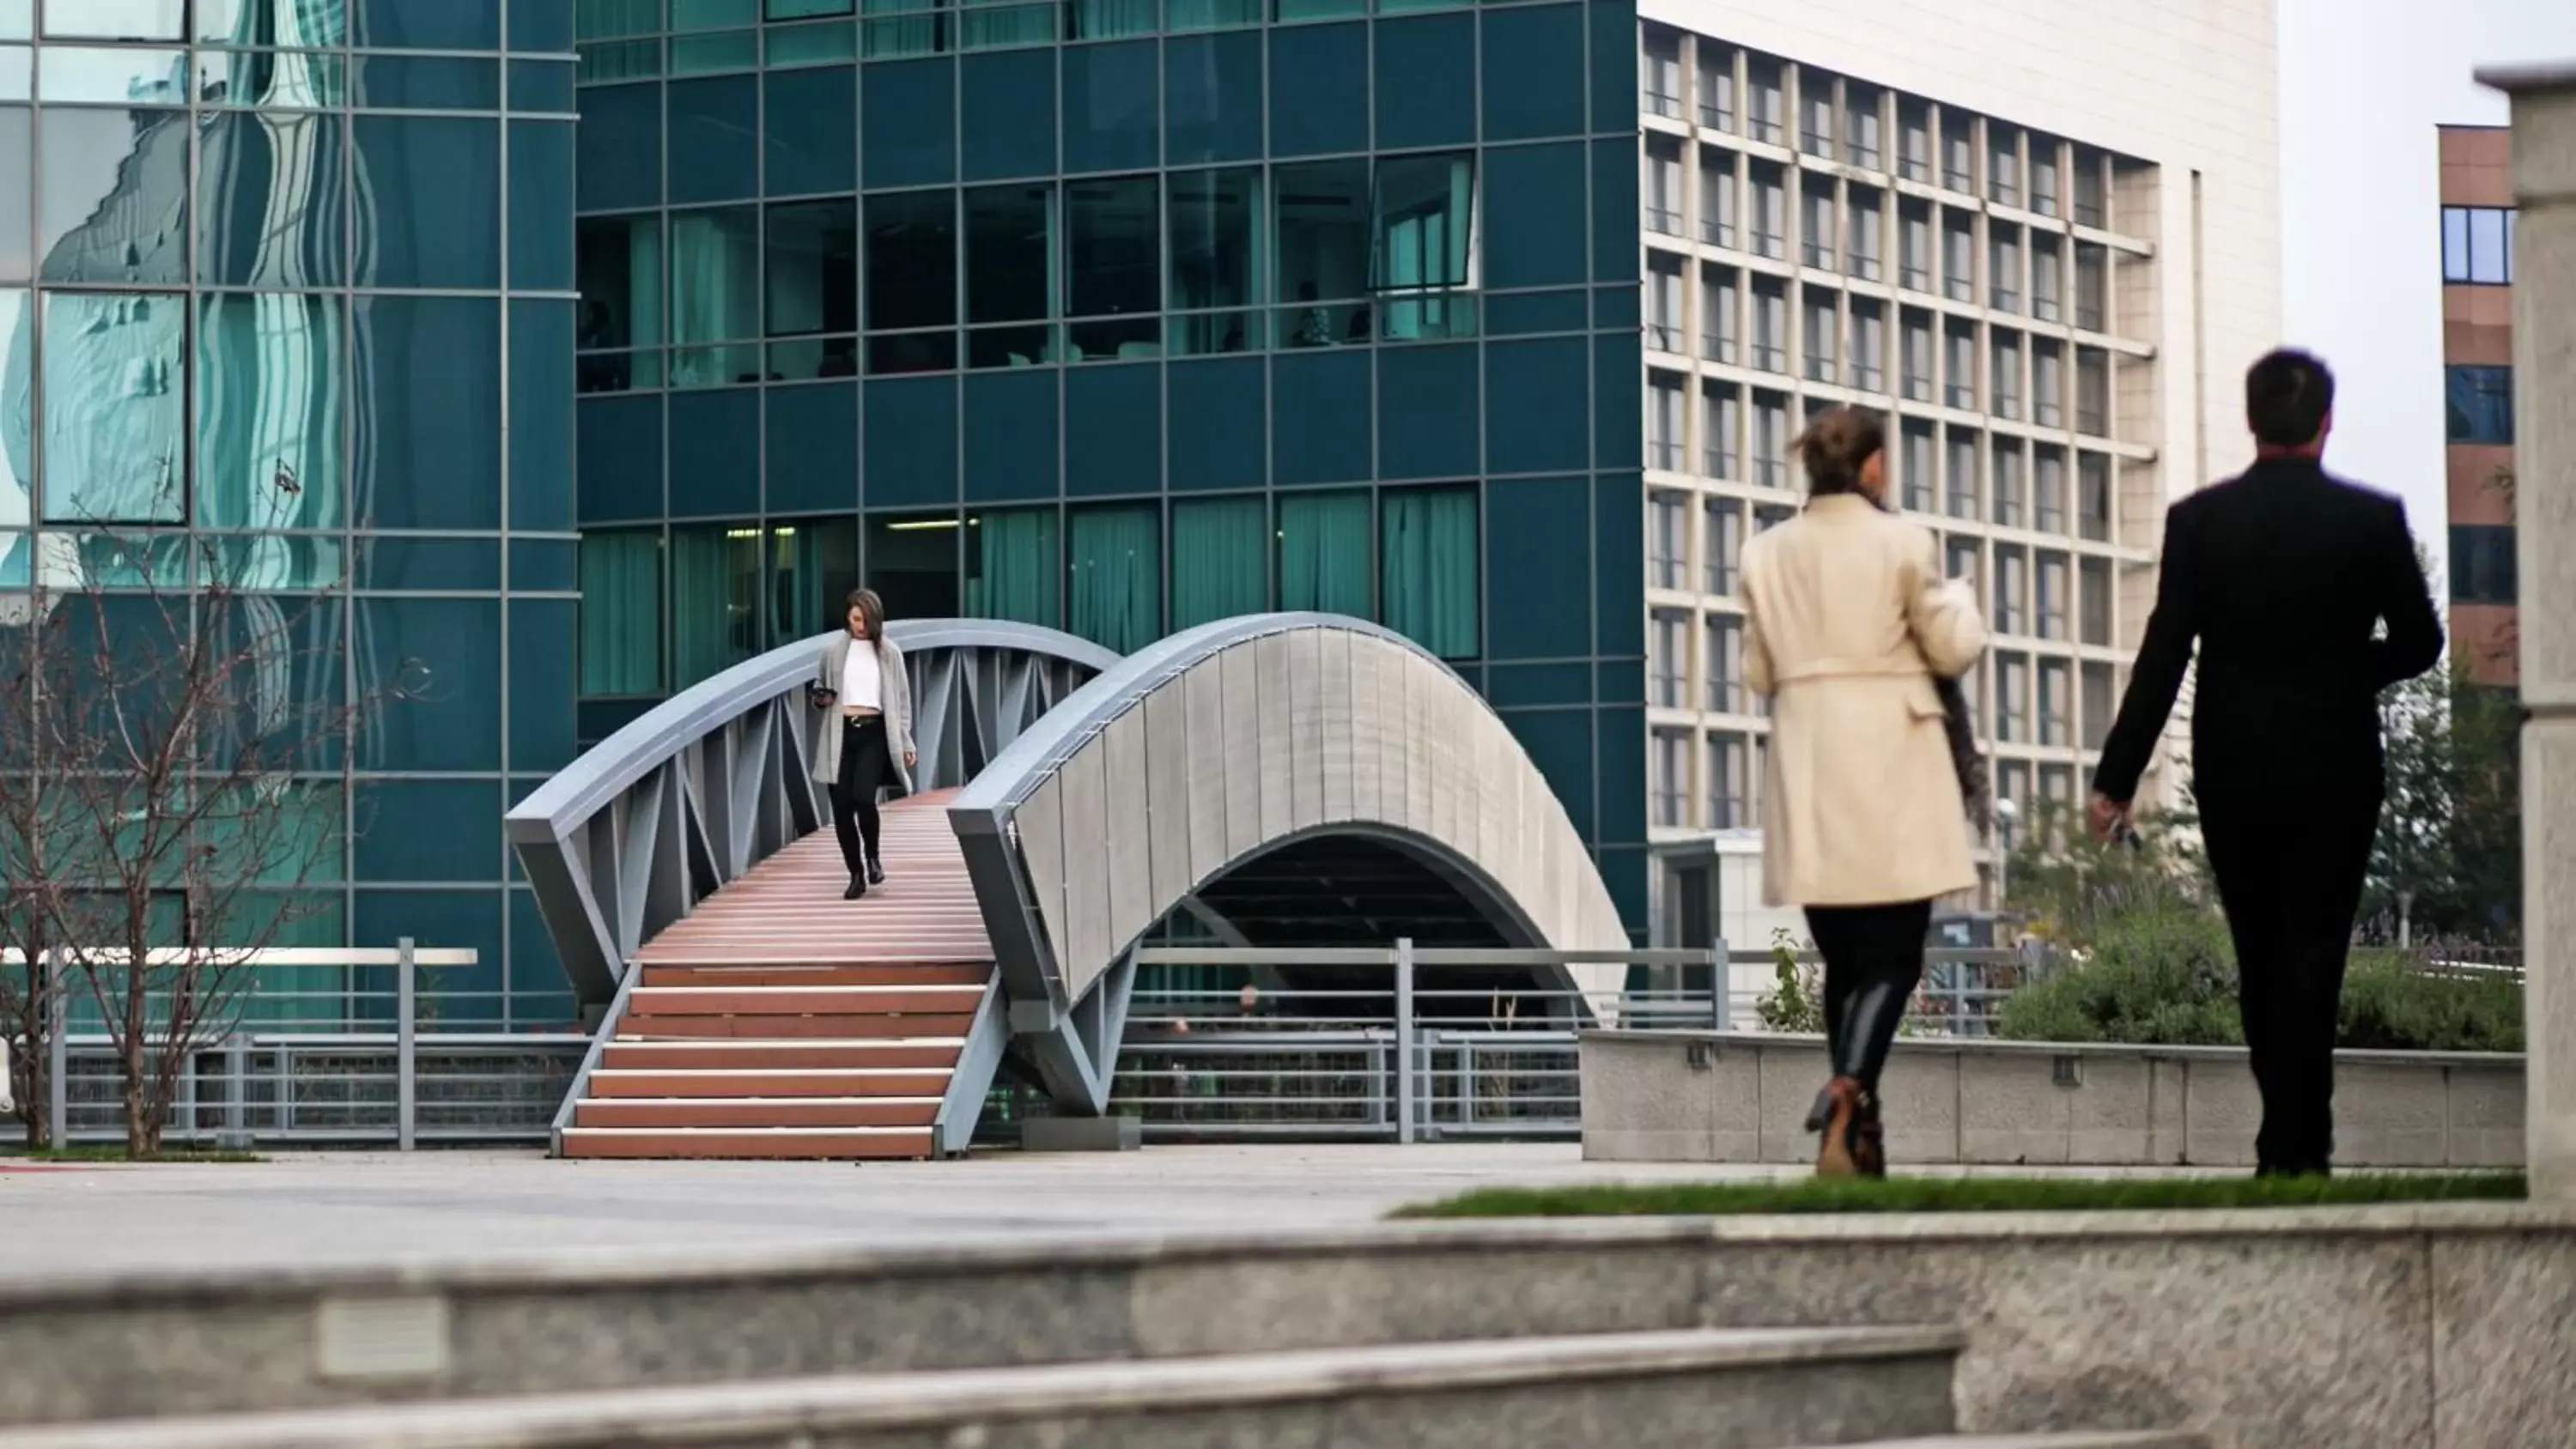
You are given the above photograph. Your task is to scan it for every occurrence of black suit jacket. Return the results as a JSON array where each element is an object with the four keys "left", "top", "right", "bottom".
[{"left": 2093, "top": 458, "right": 2444, "bottom": 804}]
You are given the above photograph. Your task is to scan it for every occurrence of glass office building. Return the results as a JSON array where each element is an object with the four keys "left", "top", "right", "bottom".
[
  {"left": 566, "top": 0, "right": 1655, "bottom": 941},
  {"left": 0, "top": 0, "right": 580, "bottom": 1023}
]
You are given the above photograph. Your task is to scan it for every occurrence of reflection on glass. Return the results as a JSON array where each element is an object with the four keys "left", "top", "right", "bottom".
[
  {"left": 0, "top": 0, "right": 25, "bottom": 41},
  {"left": 766, "top": 197, "right": 859, "bottom": 338},
  {"left": 197, "top": 0, "right": 350, "bottom": 45},
  {"left": 1066, "top": 175, "right": 1157, "bottom": 356},
  {"left": 194, "top": 48, "right": 346, "bottom": 107},
  {"left": 0, "top": 107, "right": 24, "bottom": 278},
  {"left": 42, "top": 0, "right": 184, "bottom": 39},
  {"left": 1169, "top": 167, "right": 1261, "bottom": 355},
  {"left": 38, "top": 45, "right": 186, "bottom": 101},
  {"left": 577, "top": 213, "right": 663, "bottom": 393},
  {"left": 668, "top": 207, "right": 760, "bottom": 387},
  {"left": 865, "top": 189, "right": 956, "bottom": 331},
  {"left": 41, "top": 292, "right": 185, "bottom": 525},
  {"left": 197, "top": 112, "right": 348, "bottom": 288},
  {"left": 965, "top": 184, "right": 1053, "bottom": 324},
  {"left": 1370, "top": 152, "right": 1473, "bottom": 341},
  {"left": 39, "top": 107, "right": 188, "bottom": 285},
  {"left": 197, "top": 294, "right": 347, "bottom": 531},
  {"left": 204, "top": 534, "right": 346, "bottom": 591},
  {"left": 0, "top": 288, "right": 27, "bottom": 549},
  {"left": 0, "top": 45, "right": 27, "bottom": 100},
  {"left": 1274, "top": 159, "right": 1367, "bottom": 347},
  {"left": 353, "top": 54, "right": 501, "bottom": 109}
]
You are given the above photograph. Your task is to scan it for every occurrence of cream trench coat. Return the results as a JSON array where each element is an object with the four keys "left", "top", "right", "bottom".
[
  {"left": 1739, "top": 494, "right": 1988, "bottom": 908},
  {"left": 810, "top": 634, "right": 918, "bottom": 797}
]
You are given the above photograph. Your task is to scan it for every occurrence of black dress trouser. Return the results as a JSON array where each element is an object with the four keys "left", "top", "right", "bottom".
[
  {"left": 2196, "top": 781, "right": 2383, "bottom": 1173},
  {"left": 1803, "top": 900, "right": 1933, "bottom": 1094},
  {"left": 831, "top": 715, "right": 892, "bottom": 877}
]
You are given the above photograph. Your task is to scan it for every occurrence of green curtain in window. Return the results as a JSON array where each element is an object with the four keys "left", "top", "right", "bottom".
[
  {"left": 1370, "top": 155, "right": 1474, "bottom": 339},
  {"left": 668, "top": 209, "right": 757, "bottom": 386},
  {"left": 577, "top": 0, "right": 665, "bottom": 81},
  {"left": 861, "top": 0, "right": 939, "bottom": 57},
  {"left": 1070, "top": 0, "right": 1157, "bottom": 37},
  {"left": 670, "top": 526, "right": 761, "bottom": 688},
  {"left": 957, "top": 0, "right": 1056, "bottom": 46},
  {"left": 967, "top": 508, "right": 1060, "bottom": 627},
  {"left": 1380, "top": 488, "right": 1478, "bottom": 659},
  {"left": 1170, "top": 497, "right": 1267, "bottom": 629},
  {"left": 579, "top": 530, "right": 662, "bottom": 696},
  {"left": 1278, "top": 490, "right": 1370, "bottom": 617},
  {"left": 1164, "top": 0, "right": 1260, "bottom": 26},
  {"left": 1069, "top": 506, "right": 1159, "bottom": 653}
]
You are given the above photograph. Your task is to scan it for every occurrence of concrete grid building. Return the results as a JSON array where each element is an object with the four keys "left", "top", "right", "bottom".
[
  {"left": 1627, "top": 0, "right": 2282, "bottom": 954},
  {"left": 2439, "top": 124, "right": 2518, "bottom": 689}
]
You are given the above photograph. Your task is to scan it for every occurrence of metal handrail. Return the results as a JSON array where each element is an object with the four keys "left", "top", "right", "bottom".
[{"left": 507, "top": 618, "right": 1118, "bottom": 1005}]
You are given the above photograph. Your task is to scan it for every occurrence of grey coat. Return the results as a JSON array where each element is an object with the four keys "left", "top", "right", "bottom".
[{"left": 810, "top": 634, "right": 916, "bottom": 795}]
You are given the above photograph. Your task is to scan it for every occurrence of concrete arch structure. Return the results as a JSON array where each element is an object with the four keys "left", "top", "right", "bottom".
[{"left": 949, "top": 614, "right": 1630, "bottom": 1112}]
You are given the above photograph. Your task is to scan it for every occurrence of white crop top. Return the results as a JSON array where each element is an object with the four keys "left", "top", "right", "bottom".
[{"left": 841, "top": 639, "right": 884, "bottom": 711}]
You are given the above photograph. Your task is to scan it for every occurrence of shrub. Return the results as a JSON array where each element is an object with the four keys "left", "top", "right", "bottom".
[
  {"left": 1999, "top": 914, "right": 2524, "bottom": 1053},
  {"left": 1999, "top": 910, "right": 2242, "bottom": 1046}
]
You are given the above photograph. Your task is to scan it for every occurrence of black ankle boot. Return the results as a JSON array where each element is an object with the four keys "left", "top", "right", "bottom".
[
  {"left": 845, "top": 876, "right": 867, "bottom": 900},
  {"left": 866, "top": 858, "right": 885, "bottom": 887}
]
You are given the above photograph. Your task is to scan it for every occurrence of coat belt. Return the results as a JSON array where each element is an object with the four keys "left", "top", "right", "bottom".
[{"left": 1771, "top": 658, "right": 1934, "bottom": 686}]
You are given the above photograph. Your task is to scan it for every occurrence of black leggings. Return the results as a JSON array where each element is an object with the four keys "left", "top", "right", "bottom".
[
  {"left": 831, "top": 715, "right": 892, "bottom": 875},
  {"left": 1803, "top": 900, "right": 1932, "bottom": 1095}
]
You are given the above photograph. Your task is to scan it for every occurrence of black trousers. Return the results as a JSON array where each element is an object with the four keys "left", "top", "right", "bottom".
[
  {"left": 1803, "top": 900, "right": 1932, "bottom": 1094},
  {"left": 2197, "top": 781, "right": 2382, "bottom": 1173},
  {"left": 831, "top": 715, "right": 892, "bottom": 877}
]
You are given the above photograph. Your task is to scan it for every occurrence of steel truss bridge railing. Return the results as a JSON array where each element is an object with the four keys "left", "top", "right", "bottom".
[{"left": 505, "top": 619, "right": 1120, "bottom": 1009}]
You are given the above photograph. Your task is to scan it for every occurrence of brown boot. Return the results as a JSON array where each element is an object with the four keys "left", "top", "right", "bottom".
[
  {"left": 1805, "top": 1076, "right": 1863, "bottom": 1178},
  {"left": 1851, "top": 1090, "right": 1886, "bottom": 1179}
]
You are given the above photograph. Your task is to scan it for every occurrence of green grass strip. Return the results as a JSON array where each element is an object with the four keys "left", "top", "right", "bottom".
[{"left": 1394, "top": 1173, "right": 2528, "bottom": 1219}]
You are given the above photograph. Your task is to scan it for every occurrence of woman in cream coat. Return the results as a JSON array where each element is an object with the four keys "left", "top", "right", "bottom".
[
  {"left": 1740, "top": 407, "right": 1988, "bottom": 1177},
  {"left": 810, "top": 588, "right": 917, "bottom": 900}
]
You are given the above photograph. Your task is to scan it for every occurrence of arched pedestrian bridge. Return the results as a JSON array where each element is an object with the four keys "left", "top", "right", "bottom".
[{"left": 508, "top": 615, "right": 1627, "bottom": 1159}]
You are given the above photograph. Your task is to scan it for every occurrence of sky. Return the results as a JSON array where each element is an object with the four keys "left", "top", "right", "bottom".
[{"left": 2275, "top": 0, "right": 2576, "bottom": 567}]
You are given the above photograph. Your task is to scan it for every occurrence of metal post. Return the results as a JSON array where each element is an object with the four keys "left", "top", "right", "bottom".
[
  {"left": 45, "top": 948, "right": 67, "bottom": 1149},
  {"left": 396, "top": 937, "right": 417, "bottom": 1153},
  {"left": 1709, "top": 942, "right": 1729, "bottom": 1031},
  {"left": 220, "top": 1035, "right": 249, "bottom": 1152},
  {"left": 1394, "top": 937, "right": 1415, "bottom": 1146}
]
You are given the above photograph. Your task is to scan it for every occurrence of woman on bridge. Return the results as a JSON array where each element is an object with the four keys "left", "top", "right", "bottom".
[
  {"left": 1739, "top": 407, "right": 1990, "bottom": 1178},
  {"left": 811, "top": 587, "right": 918, "bottom": 899}
]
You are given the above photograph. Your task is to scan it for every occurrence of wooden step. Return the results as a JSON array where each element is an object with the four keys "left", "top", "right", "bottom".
[
  {"left": 587, "top": 1069, "right": 951, "bottom": 1099},
  {"left": 616, "top": 1013, "right": 979, "bottom": 1040},
  {"left": 598, "top": 1040, "right": 964, "bottom": 1070},
  {"left": 629, "top": 985, "right": 987, "bottom": 1017},
  {"left": 560, "top": 1125, "right": 936, "bottom": 1160},
  {"left": 638, "top": 964, "right": 993, "bottom": 988},
  {"left": 574, "top": 1098, "right": 942, "bottom": 1129}
]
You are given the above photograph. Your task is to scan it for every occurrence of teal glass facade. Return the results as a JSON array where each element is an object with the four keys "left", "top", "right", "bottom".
[
  {"left": 0, "top": 0, "right": 580, "bottom": 1024},
  {"left": 569, "top": 0, "right": 1651, "bottom": 943},
  {"left": 1, "top": 0, "right": 1647, "bottom": 1025}
]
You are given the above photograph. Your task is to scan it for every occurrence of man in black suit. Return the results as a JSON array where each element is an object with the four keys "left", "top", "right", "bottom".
[{"left": 2089, "top": 349, "right": 2444, "bottom": 1177}]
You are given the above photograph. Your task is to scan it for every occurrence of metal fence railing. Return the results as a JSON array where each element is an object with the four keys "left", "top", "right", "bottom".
[{"left": 2, "top": 944, "right": 587, "bottom": 1150}]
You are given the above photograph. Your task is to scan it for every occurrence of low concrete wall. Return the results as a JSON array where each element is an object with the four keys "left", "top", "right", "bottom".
[
  {"left": 1581, "top": 1031, "right": 2525, "bottom": 1169},
  {"left": 5, "top": 1207, "right": 2576, "bottom": 1447}
]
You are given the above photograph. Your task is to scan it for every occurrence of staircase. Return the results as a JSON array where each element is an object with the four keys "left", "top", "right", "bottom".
[{"left": 557, "top": 793, "right": 1001, "bottom": 1161}]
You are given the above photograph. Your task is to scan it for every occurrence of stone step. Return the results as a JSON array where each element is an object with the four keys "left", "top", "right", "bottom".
[
  {"left": 572, "top": 1097, "right": 945, "bottom": 1129},
  {"left": 557, "top": 1125, "right": 936, "bottom": 1160},
  {"left": 1832, "top": 1437, "right": 2204, "bottom": 1448},
  {"left": 0, "top": 1327, "right": 1965, "bottom": 1448}
]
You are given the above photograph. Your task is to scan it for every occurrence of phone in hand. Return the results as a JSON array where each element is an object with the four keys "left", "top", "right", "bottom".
[{"left": 806, "top": 680, "right": 836, "bottom": 709}]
